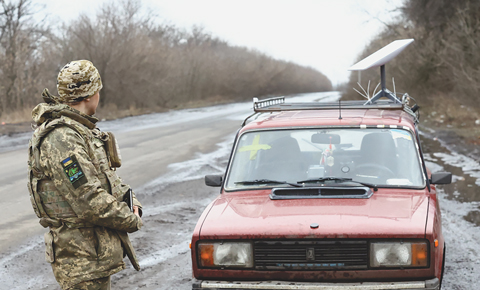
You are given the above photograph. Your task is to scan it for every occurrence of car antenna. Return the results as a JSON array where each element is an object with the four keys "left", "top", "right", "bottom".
[
  {"left": 349, "top": 39, "right": 414, "bottom": 105},
  {"left": 338, "top": 100, "right": 342, "bottom": 120}
]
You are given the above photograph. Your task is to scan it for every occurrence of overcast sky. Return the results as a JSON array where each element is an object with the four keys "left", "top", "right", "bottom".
[{"left": 34, "top": 0, "right": 404, "bottom": 85}]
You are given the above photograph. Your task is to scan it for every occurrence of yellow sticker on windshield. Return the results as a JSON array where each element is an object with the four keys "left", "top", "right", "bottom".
[{"left": 239, "top": 134, "right": 271, "bottom": 160}]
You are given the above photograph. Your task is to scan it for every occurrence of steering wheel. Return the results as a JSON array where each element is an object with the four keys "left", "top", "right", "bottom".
[{"left": 355, "top": 163, "right": 395, "bottom": 178}]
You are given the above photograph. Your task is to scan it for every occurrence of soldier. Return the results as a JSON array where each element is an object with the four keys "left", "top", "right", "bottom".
[{"left": 27, "top": 60, "right": 143, "bottom": 290}]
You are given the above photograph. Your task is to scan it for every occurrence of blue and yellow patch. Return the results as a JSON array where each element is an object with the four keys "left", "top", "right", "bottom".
[{"left": 61, "top": 155, "right": 87, "bottom": 189}]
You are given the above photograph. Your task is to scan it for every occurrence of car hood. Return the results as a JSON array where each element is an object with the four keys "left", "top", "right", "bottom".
[{"left": 199, "top": 189, "right": 429, "bottom": 239}]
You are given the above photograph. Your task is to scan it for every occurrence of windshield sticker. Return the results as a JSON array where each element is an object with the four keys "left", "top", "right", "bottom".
[
  {"left": 239, "top": 134, "right": 271, "bottom": 160},
  {"left": 391, "top": 129, "right": 412, "bottom": 141}
]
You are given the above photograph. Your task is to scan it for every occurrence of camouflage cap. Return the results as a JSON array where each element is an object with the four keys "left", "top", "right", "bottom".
[{"left": 57, "top": 60, "right": 103, "bottom": 103}]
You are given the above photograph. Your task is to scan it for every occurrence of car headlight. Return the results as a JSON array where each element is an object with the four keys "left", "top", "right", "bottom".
[
  {"left": 198, "top": 242, "right": 253, "bottom": 268},
  {"left": 370, "top": 242, "right": 428, "bottom": 268}
]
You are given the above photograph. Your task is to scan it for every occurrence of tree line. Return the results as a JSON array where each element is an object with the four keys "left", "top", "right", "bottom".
[
  {"left": 0, "top": 0, "right": 332, "bottom": 122},
  {"left": 342, "top": 0, "right": 480, "bottom": 125}
]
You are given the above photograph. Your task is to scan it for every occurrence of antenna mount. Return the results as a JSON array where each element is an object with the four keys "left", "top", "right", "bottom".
[{"left": 349, "top": 39, "right": 414, "bottom": 105}]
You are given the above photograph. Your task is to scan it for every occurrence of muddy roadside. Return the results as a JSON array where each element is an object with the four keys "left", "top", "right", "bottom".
[
  {"left": 0, "top": 122, "right": 32, "bottom": 136},
  {"left": 421, "top": 121, "right": 480, "bottom": 159}
]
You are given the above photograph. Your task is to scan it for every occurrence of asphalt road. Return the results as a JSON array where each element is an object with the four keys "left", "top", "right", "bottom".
[{"left": 0, "top": 92, "right": 478, "bottom": 290}]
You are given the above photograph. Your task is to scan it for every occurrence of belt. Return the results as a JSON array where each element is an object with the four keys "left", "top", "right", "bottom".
[{"left": 39, "top": 217, "right": 94, "bottom": 229}]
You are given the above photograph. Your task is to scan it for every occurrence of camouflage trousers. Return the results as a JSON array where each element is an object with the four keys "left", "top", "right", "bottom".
[{"left": 67, "top": 276, "right": 111, "bottom": 290}]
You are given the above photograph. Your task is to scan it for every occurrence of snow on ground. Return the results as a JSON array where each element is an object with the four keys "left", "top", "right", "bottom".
[{"left": 439, "top": 192, "right": 480, "bottom": 289}]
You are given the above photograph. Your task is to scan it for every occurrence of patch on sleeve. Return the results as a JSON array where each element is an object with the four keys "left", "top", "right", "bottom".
[{"left": 61, "top": 155, "right": 88, "bottom": 189}]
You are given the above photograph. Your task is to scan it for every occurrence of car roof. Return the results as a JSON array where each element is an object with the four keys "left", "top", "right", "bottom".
[{"left": 241, "top": 107, "right": 417, "bottom": 133}]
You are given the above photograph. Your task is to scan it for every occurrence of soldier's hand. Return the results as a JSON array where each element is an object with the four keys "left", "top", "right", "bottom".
[{"left": 133, "top": 206, "right": 140, "bottom": 218}]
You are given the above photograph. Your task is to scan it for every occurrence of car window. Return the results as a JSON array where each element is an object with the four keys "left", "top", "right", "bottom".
[{"left": 225, "top": 128, "right": 425, "bottom": 190}]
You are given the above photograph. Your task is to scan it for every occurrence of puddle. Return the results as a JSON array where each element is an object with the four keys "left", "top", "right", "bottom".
[{"left": 420, "top": 134, "right": 480, "bottom": 226}]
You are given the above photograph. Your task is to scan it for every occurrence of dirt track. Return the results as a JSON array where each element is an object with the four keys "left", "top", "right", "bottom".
[{"left": 0, "top": 92, "right": 479, "bottom": 290}]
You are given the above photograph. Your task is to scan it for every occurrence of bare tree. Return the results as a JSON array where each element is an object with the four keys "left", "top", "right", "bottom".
[
  {"left": 343, "top": 0, "right": 480, "bottom": 126},
  {"left": 0, "top": 0, "right": 333, "bottom": 122},
  {"left": 0, "top": 0, "right": 48, "bottom": 117}
]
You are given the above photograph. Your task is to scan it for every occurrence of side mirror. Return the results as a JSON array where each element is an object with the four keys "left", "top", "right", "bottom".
[
  {"left": 430, "top": 172, "right": 452, "bottom": 185},
  {"left": 205, "top": 175, "right": 223, "bottom": 187}
]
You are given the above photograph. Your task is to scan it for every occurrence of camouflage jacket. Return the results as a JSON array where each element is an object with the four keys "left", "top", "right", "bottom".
[{"left": 27, "top": 102, "right": 143, "bottom": 289}]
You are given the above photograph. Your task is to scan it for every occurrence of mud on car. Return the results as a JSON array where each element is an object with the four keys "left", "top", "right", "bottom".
[{"left": 190, "top": 40, "right": 451, "bottom": 290}]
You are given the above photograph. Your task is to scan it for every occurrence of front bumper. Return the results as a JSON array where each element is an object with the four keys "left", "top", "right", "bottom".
[{"left": 193, "top": 278, "right": 440, "bottom": 290}]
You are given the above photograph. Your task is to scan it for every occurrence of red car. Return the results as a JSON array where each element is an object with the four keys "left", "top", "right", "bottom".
[{"left": 190, "top": 96, "right": 451, "bottom": 290}]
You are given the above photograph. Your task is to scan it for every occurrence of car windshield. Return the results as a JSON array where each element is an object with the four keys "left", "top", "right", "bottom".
[{"left": 225, "top": 128, "right": 425, "bottom": 190}]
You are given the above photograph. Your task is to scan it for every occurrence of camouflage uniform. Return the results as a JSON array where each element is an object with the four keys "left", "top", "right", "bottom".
[
  {"left": 68, "top": 276, "right": 111, "bottom": 290},
  {"left": 27, "top": 60, "right": 143, "bottom": 290}
]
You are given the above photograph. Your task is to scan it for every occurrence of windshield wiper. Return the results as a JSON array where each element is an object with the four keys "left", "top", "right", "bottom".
[
  {"left": 235, "top": 179, "right": 303, "bottom": 188},
  {"left": 297, "top": 177, "right": 353, "bottom": 184},
  {"left": 297, "top": 177, "right": 378, "bottom": 191}
]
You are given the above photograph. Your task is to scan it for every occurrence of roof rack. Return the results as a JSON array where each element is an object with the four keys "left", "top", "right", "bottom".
[
  {"left": 253, "top": 97, "right": 403, "bottom": 113},
  {"left": 242, "top": 96, "right": 419, "bottom": 127}
]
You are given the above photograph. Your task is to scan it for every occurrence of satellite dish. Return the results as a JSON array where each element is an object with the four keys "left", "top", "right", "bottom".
[
  {"left": 349, "top": 39, "right": 414, "bottom": 71},
  {"left": 349, "top": 39, "right": 414, "bottom": 104}
]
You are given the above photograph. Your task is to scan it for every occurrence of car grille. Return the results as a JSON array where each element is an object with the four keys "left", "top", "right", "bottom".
[{"left": 254, "top": 240, "right": 368, "bottom": 270}]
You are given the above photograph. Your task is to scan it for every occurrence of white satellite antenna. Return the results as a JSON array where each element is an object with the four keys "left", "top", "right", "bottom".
[{"left": 349, "top": 39, "right": 414, "bottom": 104}]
